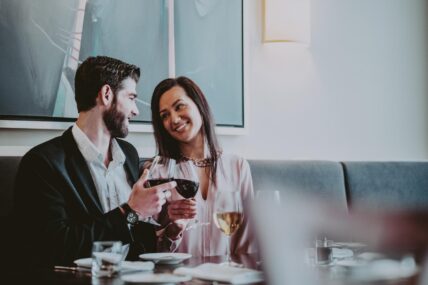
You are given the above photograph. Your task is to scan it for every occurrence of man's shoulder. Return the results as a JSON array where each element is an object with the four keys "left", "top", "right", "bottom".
[
  {"left": 116, "top": 138, "right": 138, "bottom": 156},
  {"left": 23, "top": 129, "right": 73, "bottom": 163},
  {"left": 26, "top": 136, "right": 64, "bottom": 157}
]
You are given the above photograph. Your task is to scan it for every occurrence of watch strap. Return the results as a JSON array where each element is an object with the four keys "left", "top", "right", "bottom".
[{"left": 121, "top": 202, "right": 133, "bottom": 213}]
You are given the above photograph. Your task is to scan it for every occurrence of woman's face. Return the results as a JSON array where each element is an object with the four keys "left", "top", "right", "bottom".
[{"left": 158, "top": 86, "right": 203, "bottom": 144}]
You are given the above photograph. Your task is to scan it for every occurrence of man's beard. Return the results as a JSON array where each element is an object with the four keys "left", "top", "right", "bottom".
[{"left": 103, "top": 102, "right": 129, "bottom": 138}]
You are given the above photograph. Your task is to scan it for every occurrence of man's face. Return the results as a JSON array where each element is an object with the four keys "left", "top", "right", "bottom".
[{"left": 103, "top": 77, "right": 139, "bottom": 138}]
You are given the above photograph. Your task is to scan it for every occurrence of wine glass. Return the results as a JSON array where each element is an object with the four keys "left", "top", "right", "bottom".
[
  {"left": 254, "top": 190, "right": 281, "bottom": 205},
  {"left": 144, "top": 156, "right": 176, "bottom": 226},
  {"left": 213, "top": 190, "right": 243, "bottom": 267},
  {"left": 145, "top": 156, "right": 176, "bottom": 187},
  {"left": 174, "top": 160, "right": 200, "bottom": 199},
  {"left": 173, "top": 160, "right": 200, "bottom": 229}
]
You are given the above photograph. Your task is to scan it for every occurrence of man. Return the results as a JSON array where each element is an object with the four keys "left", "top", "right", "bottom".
[{"left": 13, "top": 56, "right": 176, "bottom": 268}]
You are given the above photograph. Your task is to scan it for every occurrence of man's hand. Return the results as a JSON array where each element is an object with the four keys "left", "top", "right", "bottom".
[
  {"left": 128, "top": 169, "right": 176, "bottom": 218},
  {"left": 167, "top": 199, "right": 197, "bottom": 221}
]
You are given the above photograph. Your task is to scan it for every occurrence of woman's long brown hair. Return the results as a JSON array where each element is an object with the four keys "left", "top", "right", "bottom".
[{"left": 151, "top": 77, "right": 221, "bottom": 185}]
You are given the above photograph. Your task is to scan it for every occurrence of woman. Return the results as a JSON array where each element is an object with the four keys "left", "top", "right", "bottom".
[{"left": 150, "top": 76, "right": 256, "bottom": 257}]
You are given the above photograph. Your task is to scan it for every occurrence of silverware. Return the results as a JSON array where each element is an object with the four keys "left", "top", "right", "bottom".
[{"left": 54, "top": 266, "right": 91, "bottom": 272}]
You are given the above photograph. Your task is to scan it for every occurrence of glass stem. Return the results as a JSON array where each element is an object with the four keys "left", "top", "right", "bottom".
[{"left": 226, "top": 236, "right": 231, "bottom": 264}]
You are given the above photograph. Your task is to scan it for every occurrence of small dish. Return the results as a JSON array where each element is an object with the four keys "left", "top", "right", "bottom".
[
  {"left": 73, "top": 258, "right": 154, "bottom": 272},
  {"left": 121, "top": 272, "right": 192, "bottom": 283},
  {"left": 331, "top": 242, "right": 366, "bottom": 249},
  {"left": 336, "top": 259, "right": 365, "bottom": 267},
  {"left": 173, "top": 263, "right": 264, "bottom": 284},
  {"left": 139, "top": 253, "right": 192, "bottom": 265},
  {"left": 332, "top": 248, "right": 354, "bottom": 259},
  {"left": 74, "top": 257, "right": 92, "bottom": 268}
]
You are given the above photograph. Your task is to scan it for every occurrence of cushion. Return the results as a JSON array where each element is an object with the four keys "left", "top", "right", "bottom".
[
  {"left": 249, "top": 160, "right": 348, "bottom": 212},
  {"left": 342, "top": 161, "right": 428, "bottom": 210}
]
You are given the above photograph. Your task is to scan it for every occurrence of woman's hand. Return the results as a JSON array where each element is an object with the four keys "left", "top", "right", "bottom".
[
  {"left": 167, "top": 199, "right": 197, "bottom": 221},
  {"left": 163, "top": 199, "right": 197, "bottom": 240}
]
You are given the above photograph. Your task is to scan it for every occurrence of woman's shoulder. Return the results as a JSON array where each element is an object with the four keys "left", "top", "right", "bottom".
[{"left": 219, "top": 153, "right": 249, "bottom": 168}]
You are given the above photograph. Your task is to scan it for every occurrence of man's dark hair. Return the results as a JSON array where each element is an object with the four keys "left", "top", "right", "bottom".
[{"left": 74, "top": 56, "right": 140, "bottom": 112}]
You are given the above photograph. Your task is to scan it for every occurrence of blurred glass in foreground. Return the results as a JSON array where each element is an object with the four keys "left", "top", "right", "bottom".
[{"left": 251, "top": 193, "right": 428, "bottom": 285}]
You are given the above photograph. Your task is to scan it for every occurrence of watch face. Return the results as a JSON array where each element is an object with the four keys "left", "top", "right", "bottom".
[{"left": 127, "top": 212, "right": 138, "bottom": 224}]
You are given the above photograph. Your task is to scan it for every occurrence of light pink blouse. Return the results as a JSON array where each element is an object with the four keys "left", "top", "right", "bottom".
[{"left": 156, "top": 153, "right": 257, "bottom": 257}]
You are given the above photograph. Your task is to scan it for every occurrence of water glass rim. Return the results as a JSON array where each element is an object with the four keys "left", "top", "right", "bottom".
[
  {"left": 217, "top": 189, "right": 240, "bottom": 193},
  {"left": 93, "top": 240, "right": 122, "bottom": 245}
]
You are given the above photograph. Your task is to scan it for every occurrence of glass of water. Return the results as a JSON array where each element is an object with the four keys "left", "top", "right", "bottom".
[{"left": 92, "top": 241, "right": 123, "bottom": 278}]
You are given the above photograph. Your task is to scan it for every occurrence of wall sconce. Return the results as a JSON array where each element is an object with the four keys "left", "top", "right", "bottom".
[{"left": 262, "top": 0, "right": 311, "bottom": 44}]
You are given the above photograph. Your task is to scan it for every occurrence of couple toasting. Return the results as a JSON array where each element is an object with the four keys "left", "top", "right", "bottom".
[{"left": 14, "top": 56, "right": 256, "bottom": 268}]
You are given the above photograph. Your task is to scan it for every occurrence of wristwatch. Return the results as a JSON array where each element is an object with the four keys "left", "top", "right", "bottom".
[{"left": 120, "top": 203, "right": 139, "bottom": 225}]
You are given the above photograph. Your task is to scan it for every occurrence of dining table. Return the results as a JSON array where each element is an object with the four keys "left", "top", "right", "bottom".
[
  {"left": 4, "top": 251, "right": 423, "bottom": 285},
  {"left": 5, "top": 253, "right": 264, "bottom": 285}
]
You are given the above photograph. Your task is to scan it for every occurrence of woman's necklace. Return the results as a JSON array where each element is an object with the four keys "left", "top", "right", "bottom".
[
  {"left": 180, "top": 150, "right": 222, "bottom": 168},
  {"left": 180, "top": 155, "right": 213, "bottom": 168}
]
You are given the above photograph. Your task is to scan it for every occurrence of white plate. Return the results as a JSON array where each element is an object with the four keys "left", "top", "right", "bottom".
[
  {"left": 336, "top": 259, "right": 365, "bottom": 267},
  {"left": 139, "top": 253, "right": 192, "bottom": 265},
  {"left": 332, "top": 248, "right": 354, "bottom": 259},
  {"left": 121, "top": 273, "right": 192, "bottom": 284},
  {"left": 74, "top": 257, "right": 92, "bottom": 268},
  {"left": 332, "top": 242, "right": 366, "bottom": 249},
  {"left": 173, "top": 263, "right": 264, "bottom": 284},
  {"left": 73, "top": 258, "right": 154, "bottom": 272}
]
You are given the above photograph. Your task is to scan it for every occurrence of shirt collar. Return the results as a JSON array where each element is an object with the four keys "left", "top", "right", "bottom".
[
  {"left": 72, "top": 124, "right": 103, "bottom": 163},
  {"left": 72, "top": 124, "right": 126, "bottom": 165},
  {"left": 110, "top": 138, "right": 126, "bottom": 165}
]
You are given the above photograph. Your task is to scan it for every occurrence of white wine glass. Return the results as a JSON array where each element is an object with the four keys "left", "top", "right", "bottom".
[
  {"left": 254, "top": 190, "right": 281, "bottom": 205},
  {"left": 213, "top": 190, "right": 243, "bottom": 267}
]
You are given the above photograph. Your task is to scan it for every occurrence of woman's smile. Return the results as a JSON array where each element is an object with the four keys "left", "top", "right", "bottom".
[{"left": 159, "top": 86, "right": 203, "bottom": 144}]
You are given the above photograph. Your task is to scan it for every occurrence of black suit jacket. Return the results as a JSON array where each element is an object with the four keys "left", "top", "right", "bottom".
[{"left": 13, "top": 127, "right": 156, "bottom": 268}]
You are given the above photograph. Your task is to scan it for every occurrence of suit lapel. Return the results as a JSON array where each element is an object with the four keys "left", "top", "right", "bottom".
[
  {"left": 118, "top": 140, "right": 139, "bottom": 185},
  {"left": 62, "top": 128, "right": 104, "bottom": 214}
]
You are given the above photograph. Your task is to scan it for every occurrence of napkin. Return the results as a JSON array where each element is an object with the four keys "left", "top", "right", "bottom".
[
  {"left": 351, "top": 259, "right": 418, "bottom": 282},
  {"left": 74, "top": 258, "right": 154, "bottom": 272},
  {"left": 122, "top": 261, "right": 155, "bottom": 272},
  {"left": 173, "top": 263, "right": 264, "bottom": 284}
]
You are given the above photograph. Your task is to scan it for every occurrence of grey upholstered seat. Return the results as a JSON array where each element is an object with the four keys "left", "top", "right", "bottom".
[
  {"left": 249, "top": 160, "right": 348, "bottom": 212},
  {"left": 0, "top": 157, "right": 21, "bottom": 264},
  {"left": 342, "top": 161, "right": 428, "bottom": 210},
  {"left": 0, "top": 156, "right": 21, "bottom": 216}
]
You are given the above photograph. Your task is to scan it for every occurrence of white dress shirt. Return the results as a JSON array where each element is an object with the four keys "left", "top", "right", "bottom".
[{"left": 72, "top": 124, "right": 132, "bottom": 213}]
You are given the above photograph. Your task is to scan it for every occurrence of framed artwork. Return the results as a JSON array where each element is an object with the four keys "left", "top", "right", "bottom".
[{"left": 0, "top": 0, "right": 244, "bottom": 131}]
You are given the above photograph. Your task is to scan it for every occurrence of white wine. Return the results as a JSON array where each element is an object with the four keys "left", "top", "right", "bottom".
[{"left": 213, "top": 212, "right": 243, "bottom": 236}]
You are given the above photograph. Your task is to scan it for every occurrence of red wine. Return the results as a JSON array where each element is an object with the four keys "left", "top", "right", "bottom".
[
  {"left": 175, "top": 179, "right": 199, "bottom": 199},
  {"left": 144, "top": 178, "right": 173, "bottom": 188}
]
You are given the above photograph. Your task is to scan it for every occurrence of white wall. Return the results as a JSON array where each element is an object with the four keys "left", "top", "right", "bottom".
[
  {"left": 1, "top": 0, "right": 428, "bottom": 161},
  {"left": 234, "top": 0, "right": 428, "bottom": 160}
]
